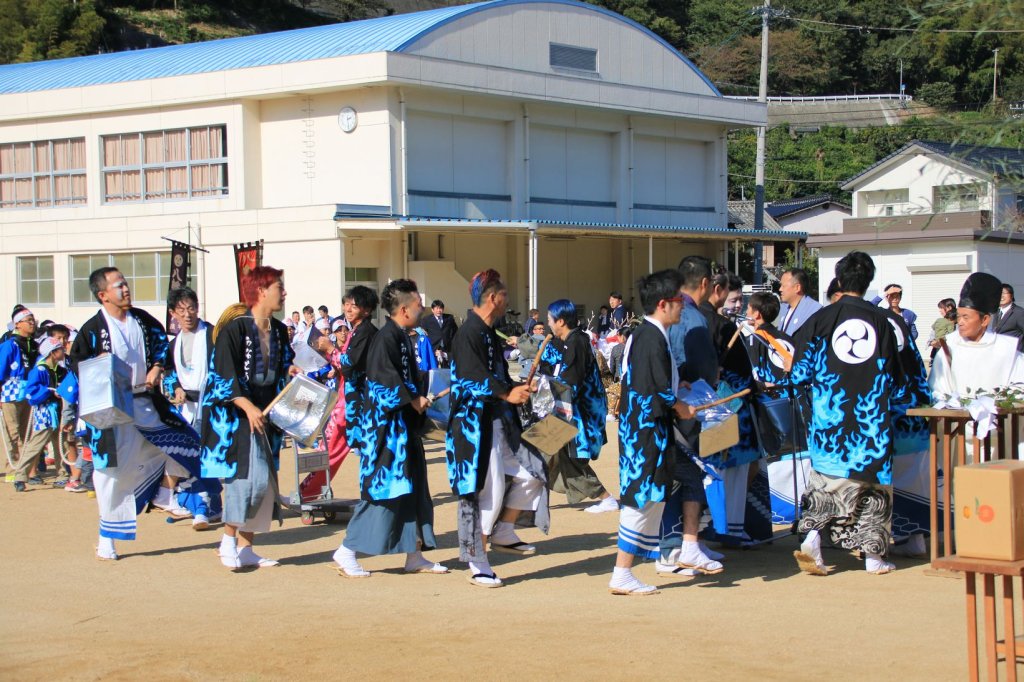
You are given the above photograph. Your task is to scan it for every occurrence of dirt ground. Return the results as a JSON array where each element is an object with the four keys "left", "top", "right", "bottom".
[{"left": 0, "top": 428, "right": 971, "bottom": 681}]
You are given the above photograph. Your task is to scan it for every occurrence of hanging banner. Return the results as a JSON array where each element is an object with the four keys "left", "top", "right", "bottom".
[
  {"left": 233, "top": 240, "right": 264, "bottom": 300},
  {"left": 165, "top": 239, "right": 192, "bottom": 334}
]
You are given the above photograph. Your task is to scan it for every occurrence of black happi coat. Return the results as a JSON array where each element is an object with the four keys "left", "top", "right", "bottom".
[
  {"left": 200, "top": 314, "right": 293, "bottom": 480},
  {"left": 786, "top": 296, "right": 907, "bottom": 485},
  {"left": 617, "top": 319, "right": 677, "bottom": 508},
  {"left": 360, "top": 318, "right": 427, "bottom": 501},
  {"left": 339, "top": 319, "right": 378, "bottom": 452},
  {"left": 445, "top": 310, "right": 520, "bottom": 497},
  {"left": 69, "top": 308, "right": 181, "bottom": 469}
]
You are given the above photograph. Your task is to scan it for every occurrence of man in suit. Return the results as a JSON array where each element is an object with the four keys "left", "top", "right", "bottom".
[
  {"left": 993, "top": 283, "right": 1024, "bottom": 352},
  {"left": 422, "top": 299, "right": 458, "bottom": 366},
  {"left": 776, "top": 267, "right": 821, "bottom": 335},
  {"left": 608, "top": 292, "right": 627, "bottom": 330}
]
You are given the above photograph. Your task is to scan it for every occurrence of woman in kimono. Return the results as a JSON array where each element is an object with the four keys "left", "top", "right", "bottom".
[
  {"left": 202, "top": 266, "right": 298, "bottom": 570},
  {"left": 332, "top": 279, "right": 447, "bottom": 578}
]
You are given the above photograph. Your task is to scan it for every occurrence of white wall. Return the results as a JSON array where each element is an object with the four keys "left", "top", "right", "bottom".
[
  {"left": 853, "top": 153, "right": 990, "bottom": 218},
  {"left": 777, "top": 206, "right": 849, "bottom": 235}
]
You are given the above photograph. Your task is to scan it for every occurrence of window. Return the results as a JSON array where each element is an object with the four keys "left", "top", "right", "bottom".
[
  {"left": 0, "top": 138, "right": 87, "bottom": 208},
  {"left": 102, "top": 125, "right": 227, "bottom": 203},
  {"left": 18, "top": 256, "right": 55, "bottom": 305},
  {"left": 345, "top": 267, "right": 378, "bottom": 282},
  {"left": 70, "top": 252, "right": 192, "bottom": 305},
  {"left": 884, "top": 205, "right": 894, "bottom": 217},
  {"left": 550, "top": 43, "right": 598, "bottom": 72},
  {"left": 934, "top": 183, "right": 983, "bottom": 213}
]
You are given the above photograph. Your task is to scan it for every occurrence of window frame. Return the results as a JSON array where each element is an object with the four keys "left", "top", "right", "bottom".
[
  {"left": 17, "top": 255, "right": 56, "bottom": 306},
  {"left": 100, "top": 125, "right": 228, "bottom": 204},
  {"left": 69, "top": 252, "right": 194, "bottom": 306},
  {"left": 0, "top": 138, "right": 88, "bottom": 209}
]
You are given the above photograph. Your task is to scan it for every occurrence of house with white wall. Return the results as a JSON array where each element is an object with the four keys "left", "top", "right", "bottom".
[
  {"left": 766, "top": 194, "right": 850, "bottom": 236},
  {"left": 811, "top": 139, "right": 1024, "bottom": 357},
  {"left": 0, "top": 0, "right": 802, "bottom": 328}
]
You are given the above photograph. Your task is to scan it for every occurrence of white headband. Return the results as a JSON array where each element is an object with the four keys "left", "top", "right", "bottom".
[{"left": 12, "top": 309, "right": 33, "bottom": 324}]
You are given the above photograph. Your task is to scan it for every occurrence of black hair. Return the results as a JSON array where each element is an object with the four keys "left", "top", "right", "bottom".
[
  {"left": 302, "top": 305, "right": 314, "bottom": 315},
  {"left": 89, "top": 267, "right": 120, "bottom": 302},
  {"left": 711, "top": 268, "right": 743, "bottom": 293},
  {"left": 167, "top": 287, "right": 199, "bottom": 311},
  {"left": 318, "top": 305, "right": 328, "bottom": 314},
  {"left": 347, "top": 285, "right": 379, "bottom": 313},
  {"left": 883, "top": 283, "right": 902, "bottom": 292},
  {"left": 609, "top": 291, "right": 622, "bottom": 300},
  {"left": 11, "top": 304, "right": 26, "bottom": 316},
  {"left": 47, "top": 324, "right": 70, "bottom": 338},
  {"left": 826, "top": 277, "right": 841, "bottom": 301},
  {"left": 381, "top": 279, "right": 419, "bottom": 315},
  {"left": 784, "top": 268, "right": 811, "bottom": 295},
  {"left": 431, "top": 300, "right": 445, "bottom": 309},
  {"left": 1003, "top": 284, "right": 1015, "bottom": 302},
  {"left": 678, "top": 255, "right": 712, "bottom": 290},
  {"left": 638, "top": 269, "right": 684, "bottom": 315},
  {"left": 748, "top": 291, "right": 780, "bottom": 324},
  {"left": 835, "top": 251, "right": 875, "bottom": 296}
]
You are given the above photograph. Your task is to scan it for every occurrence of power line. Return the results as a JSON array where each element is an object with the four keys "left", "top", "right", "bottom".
[{"left": 789, "top": 15, "right": 1024, "bottom": 34}]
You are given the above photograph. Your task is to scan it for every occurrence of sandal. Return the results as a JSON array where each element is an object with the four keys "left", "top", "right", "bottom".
[
  {"left": 335, "top": 566, "right": 371, "bottom": 579},
  {"left": 404, "top": 562, "right": 450, "bottom": 574},
  {"left": 490, "top": 541, "right": 537, "bottom": 556},
  {"left": 466, "top": 572, "right": 503, "bottom": 588},
  {"left": 793, "top": 550, "right": 832, "bottom": 576},
  {"left": 676, "top": 556, "right": 724, "bottom": 575}
]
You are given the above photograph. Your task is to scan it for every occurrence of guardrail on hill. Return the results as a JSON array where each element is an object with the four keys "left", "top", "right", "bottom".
[{"left": 726, "top": 94, "right": 914, "bottom": 103}]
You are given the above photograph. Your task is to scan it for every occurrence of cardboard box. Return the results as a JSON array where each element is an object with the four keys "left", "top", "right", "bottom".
[
  {"left": 954, "top": 460, "right": 1024, "bottom": 561},
  {"left": 699, "top": 412, "right": 739, "bottom": 458}
]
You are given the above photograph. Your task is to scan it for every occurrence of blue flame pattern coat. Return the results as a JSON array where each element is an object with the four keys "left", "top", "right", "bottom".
[
  {"left": 69, "top": 308, "right": 177, "bottom": 469},
  {"left": 879, "top": 309, "right": 929, "bottom": 458},
  {"left": 339, "top": 320, "right": 378, "bottom": 452},
  {"left": 702, "top": 302, "right": 759, "bottom": 468},
  {"left": 199, "top": 314, "right": 293, "bottom": 480},
  {"left": 446, "top": 310, "right": 517, "bottom": 497},
  {"left": 785, "top": 296, "right": 907, "bottom": 486},
  {"left": 360, "top": 318, "right": 425, "bottom": 501},
  {"left": 618, "top": 320, "right": 676, "bottom": 509},
  {"left": 554, "top": 328, "right": 607, "bottom": 460}
]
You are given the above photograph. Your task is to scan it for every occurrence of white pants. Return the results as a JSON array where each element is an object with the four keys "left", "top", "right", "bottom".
[
  {"left": 94, "top": 419, "right": 165, "bottom": 540},
  {"left": 478, "top": 420, "right": 543, "bottom": 536}
]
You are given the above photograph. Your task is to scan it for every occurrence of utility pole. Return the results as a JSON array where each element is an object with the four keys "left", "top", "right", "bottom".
[
  {"left": 752, "top": 0, "right": 771, "bottom": 285},
  {"left": 899, "top": 59, "right": 907, "bottom": 109},
  {"left": 993, "top": 48, "right": 1000, "bottom": 102}
]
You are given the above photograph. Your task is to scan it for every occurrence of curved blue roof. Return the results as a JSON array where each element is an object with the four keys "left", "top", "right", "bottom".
[{"left": 0, "top": 0, "right": 719, "bottom": 96}]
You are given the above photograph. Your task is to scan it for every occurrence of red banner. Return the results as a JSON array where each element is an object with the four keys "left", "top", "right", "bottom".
[{"left": 233, "top": 240, "right": 263, "bottom": 300}]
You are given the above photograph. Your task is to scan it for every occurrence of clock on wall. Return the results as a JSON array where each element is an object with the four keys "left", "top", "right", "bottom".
[{"left": 338, "top": 106, "right": 358, "bottom": 133}]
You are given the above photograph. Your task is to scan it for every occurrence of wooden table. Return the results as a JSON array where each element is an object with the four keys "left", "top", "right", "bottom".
[
  {"left": 906, "top": 407, "right": 1023, "bottom": 563},
  {"left": 933, "top": 555, "right": 1024, "bottom": 681}
]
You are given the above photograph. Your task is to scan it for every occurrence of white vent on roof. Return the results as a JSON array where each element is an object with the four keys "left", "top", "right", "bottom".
[{"left": 550, "top": 43, "right": 597, "bottom": 72}]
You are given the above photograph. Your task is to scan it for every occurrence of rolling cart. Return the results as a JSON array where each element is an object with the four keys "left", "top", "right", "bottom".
[{"left": 285, "top": 439, "right": 358, "bottom": 525}]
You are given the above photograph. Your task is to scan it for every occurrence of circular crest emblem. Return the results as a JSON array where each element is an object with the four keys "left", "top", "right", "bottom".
[
  {"left": 887, "top": 317, "right": 906, "bottom": 352},
  {"left": 768, "top": 339, "right": 795, "bottom": 371},
  {"left": 831, "top": 319, "right": 877, "bottom": 365}
]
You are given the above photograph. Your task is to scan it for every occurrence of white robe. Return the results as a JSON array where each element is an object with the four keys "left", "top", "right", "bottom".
[{"left": 929, "top": 330, "right": 1024, "bottom": 458}]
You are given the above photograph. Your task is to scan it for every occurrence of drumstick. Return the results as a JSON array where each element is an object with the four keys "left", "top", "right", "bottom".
[
  {"left": 726, "top": 327, "right": 743, "bottom": 350},
  {"left": 427, "top": 387, "right": 451, "bottom": 403},
  {"left": 694, "top": 388, "right": 752, "bottom": 413},
  {"left": 524, "top": 334, "right": 553, "bottom": 386}
]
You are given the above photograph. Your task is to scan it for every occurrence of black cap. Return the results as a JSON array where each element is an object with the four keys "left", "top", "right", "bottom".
[{"left": 958, "top": 272, "right": 1002, "bottom": 315}]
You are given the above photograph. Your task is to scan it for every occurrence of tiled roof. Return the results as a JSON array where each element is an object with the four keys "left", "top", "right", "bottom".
[
  {"left": 841, "top": 139, "right": 1024, "bottom": 189},
  {"left": 0, "top": 0, "right": 719, "bottom": 96},
  {"left": 765, "top": 193, "right": 849, "bottom": 219},
  {"left": 726, "top": 201, "right": 784, "bottom": 231}
]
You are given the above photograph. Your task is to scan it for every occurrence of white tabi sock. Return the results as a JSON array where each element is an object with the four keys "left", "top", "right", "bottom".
[
  {"left": 219, "top": 533, "right": 237, "bottom": 557},
  {"left": 490, "top": 521, "right": 519, "bottom": 545},
  {"left": 800, "top": 530, "right": 824, "bottom": 566},
  {"left": 679, "top": 540, "right": 702, "bottom": 563},
  {"left": 468, "top": 560, "right": 494, "bottom": 577},
  {"left": 97, "top": 535, "right": 117, "bottom": 558},
  {"left": 333, "top": 544, "right": 369, "bottom": 576},
  {"left": 608, "top": 566, "right": 657, "bottom": 594},
  {"left": 152, "top": 486, "right": 172, "bottom": 507},
  {"left": 865, "top": 553, "right": 895, "bottom": 574}
]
